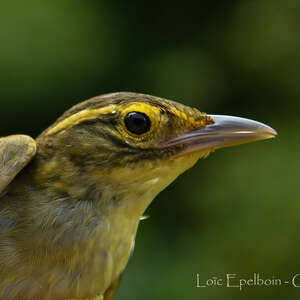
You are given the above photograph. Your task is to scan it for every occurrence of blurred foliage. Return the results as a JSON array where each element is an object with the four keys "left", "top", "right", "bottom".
[{"left": 0, "top": 1, "right": 298, "bottom": 299}]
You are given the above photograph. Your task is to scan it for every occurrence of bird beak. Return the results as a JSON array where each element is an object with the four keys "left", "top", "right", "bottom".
[{"left": 161, "top": 115, "right": 277, "bottom": 156}]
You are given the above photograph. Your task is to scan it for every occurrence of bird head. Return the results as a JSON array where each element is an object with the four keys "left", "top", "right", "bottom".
[{"left": 36, "top": 92, "right": 276, "bottom": 215}]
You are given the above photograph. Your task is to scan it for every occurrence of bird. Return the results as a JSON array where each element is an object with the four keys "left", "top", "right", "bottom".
[{"left": 0, "top": 92, "right": 276, "bottom": 300}]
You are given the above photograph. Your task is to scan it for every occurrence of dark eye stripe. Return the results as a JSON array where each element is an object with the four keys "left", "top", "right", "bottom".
[{"left": 124, "top": 112, "right": 151, "bottom": 135}]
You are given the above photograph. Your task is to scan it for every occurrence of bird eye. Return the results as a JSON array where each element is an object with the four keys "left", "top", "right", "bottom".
[{"left": 124, "top": 111, "right": 151, "bottom": 135}]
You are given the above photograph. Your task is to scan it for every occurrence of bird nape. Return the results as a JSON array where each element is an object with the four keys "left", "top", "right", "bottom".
[{"left": 0, "top": 92, "right": 276, "bottom": 300}]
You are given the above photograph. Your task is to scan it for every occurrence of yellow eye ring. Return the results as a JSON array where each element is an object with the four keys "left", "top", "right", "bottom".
[{"left": 118, "top": 102, "right": 161, "bottom": 144}]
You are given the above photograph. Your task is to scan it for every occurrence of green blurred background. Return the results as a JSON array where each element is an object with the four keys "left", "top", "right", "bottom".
[{"left": 0, "top": 1, "right": 298, "bottom": 299}]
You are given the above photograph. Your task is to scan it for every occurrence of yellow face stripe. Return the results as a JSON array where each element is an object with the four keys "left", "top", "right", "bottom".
[
  {"left": 46, "top": 105, "right": 117, "bottom": 135},
  {"left": 45, "top": 101, "right": 213, "bottom": 137},
  {"left": 168, "top": 106, "right": 213, "bottom": 129}
]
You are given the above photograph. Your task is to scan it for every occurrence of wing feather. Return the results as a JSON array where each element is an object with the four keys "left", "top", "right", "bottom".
[{"left": 0, "top": 135, "right": 36, "bottom": 194}]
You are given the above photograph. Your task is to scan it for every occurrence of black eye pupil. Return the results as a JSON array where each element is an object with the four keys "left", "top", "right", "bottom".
[{"left": 124, "top": 112, "right": 151, "bottom": 135}]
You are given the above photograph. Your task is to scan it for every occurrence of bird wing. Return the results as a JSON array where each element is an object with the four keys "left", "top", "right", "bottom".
[{"left": 0, "top": 135, "right": 36, "bottom": 194}]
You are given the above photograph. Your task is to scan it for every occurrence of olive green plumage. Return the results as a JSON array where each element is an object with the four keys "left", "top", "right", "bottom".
[{"left": 0, "top": 92, "right": 276, "bottom": 299}]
